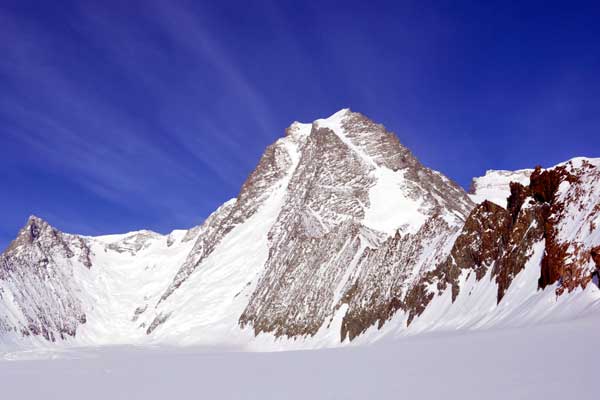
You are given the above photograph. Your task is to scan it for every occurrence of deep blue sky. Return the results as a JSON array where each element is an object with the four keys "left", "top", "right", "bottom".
[{"left": 1, "top": 0, "right": 599, "bottom": 249}]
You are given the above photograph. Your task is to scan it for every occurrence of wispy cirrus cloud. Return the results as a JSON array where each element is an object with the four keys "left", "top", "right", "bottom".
[{"left": 0, "top": 1, "right": 280, "bottom": 233}]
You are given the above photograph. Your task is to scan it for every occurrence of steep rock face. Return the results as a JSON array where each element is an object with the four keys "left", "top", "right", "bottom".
[
  {"left": 238, "top": 110, "right": 474, "bottom": 340},
  {"left": 591, "top": 246, "right": 600, "bottom": 285},
  {"left": 338, "top": 215, "right": 459, "bottom": 340},
  {"left": 403, "top": 200, "right": 513, "bottom": 324},
  {"left": 538, "top": 159, "right": 600, "bottom": 294},
  {"left": 405, "top": 158, "right": 600, "bottom": 325},
  {"left": 238, "top": 122, "right": 380, "bottom": 337},
  {"left": 493, "top": 195, "right": 546, "bottom": 301},
  {"left": 0, "top": 216, "right": 89, "bottom": 341}
]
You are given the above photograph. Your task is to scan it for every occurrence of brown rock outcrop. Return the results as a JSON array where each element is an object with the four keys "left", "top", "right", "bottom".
[
  {"left": 406, "top": 159, "right": 599, "bottom": 326},
  {"left": 591, "top": 246, "right": 600, "bottom": 286}
]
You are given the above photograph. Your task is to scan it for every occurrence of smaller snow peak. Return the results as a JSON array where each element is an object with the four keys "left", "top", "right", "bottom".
[
  {"left": 328, "top": 108, "right": 352, "bottom": 119},
  {"left": 469, "top": 169, "right": 533, "bottom": 207},
  {"left": 468, "top": 157, "right": 599, "bottom": 208},
  {"left": 317, "top": 108, "right": 352, "bottom": 122},
  {"left": 313, "top": 108, "right": 354, "bottom": 131},
  {"left": 556, "top": 156, "right": 600, "bottom": 170},
  {"left": 285, "top": 121, "right": 312, "bottom": 138},
  {"left": 476, "top": 168, "right": 534, "bottom": 184}
]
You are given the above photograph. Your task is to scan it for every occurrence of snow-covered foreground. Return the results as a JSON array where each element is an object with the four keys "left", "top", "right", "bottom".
[{"left": 2, "top": 314, "right": 598, "bottom": 400}]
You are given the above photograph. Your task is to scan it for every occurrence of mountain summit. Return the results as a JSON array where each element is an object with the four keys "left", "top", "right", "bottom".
[{"left": 1, "top": 110, "right": 599, "bottom": 350}]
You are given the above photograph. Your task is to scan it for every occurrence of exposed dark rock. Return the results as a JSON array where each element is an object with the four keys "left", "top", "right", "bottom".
[
  {"left": 132, "top": 305, "right": 148, "bottom": 322},
  {"left": 405, "top": 159, "right": 598, "bottom": 325},
  {"left": 534, "top": 166, "right": 578, "bottom": 290},
  {"left": 494, "top": 201, "right": 546, "bottom": 301},
  {"left": 146, "top": 312, "right": 171, "bottom": 335},
  {"left": 338, "top": 215, "right": 460, "bottom": 341},
  {"left": 591, "top": 246, "right": 600, "bottom": 287},
  {"left": 507, "top": 182, "right": 530, "bottom": 223},
  {"left": 404, "top": 201, "right": 513, "bottom": 324}
]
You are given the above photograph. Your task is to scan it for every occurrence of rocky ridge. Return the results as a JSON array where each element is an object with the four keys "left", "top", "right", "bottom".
[{"left": 404, "top": 158, "right": 600, "bottom": 325}]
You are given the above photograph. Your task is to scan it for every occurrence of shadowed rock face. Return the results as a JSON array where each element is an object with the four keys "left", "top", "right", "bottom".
[
  {"left": 540, "top": 161, "right": 600, "bottom": 294},
  {"left": 592, "top": 247, "right": 600, "bottom": 269},
  {"left": 591, "top": 247, "right": 600, "bottom": 286},
  {"left": 403, "top": 201, "right": 513, "bottom": 324},
  {"left": 532, "top": 166, "right": 577, "bottom": 290},
  {"left": 338, "top": 215, "right": 459, "bottom": 341}
]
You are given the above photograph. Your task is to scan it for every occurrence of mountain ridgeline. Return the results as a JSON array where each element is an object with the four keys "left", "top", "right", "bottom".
[{"left": 1, "top": 109, "right": 599, "bottom": 350}]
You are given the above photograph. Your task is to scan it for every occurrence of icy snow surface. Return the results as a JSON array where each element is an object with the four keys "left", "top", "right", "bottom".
[{"left": 1, "top": 313, "right": 599, "bottom": 400}]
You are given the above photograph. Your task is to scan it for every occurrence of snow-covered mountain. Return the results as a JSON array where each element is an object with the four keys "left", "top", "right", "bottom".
[
  {"left": 1, "top": 109, "right": 599, "bottom": 351},
  {"left": 469, "top": 168, "right": 533, "bottom": 207}
]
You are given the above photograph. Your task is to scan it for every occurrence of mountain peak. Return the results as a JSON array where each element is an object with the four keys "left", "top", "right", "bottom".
[
  {"left": 284, "top": 108, "right": 352, "bottom": 138},
  {"left": 315, "top": 108, "right": 352, "bottom": 124},
  {"left": 2, "top": 215, "right": 52, "bottom": 253},
  {"left": 285, "top": 108, "right": 419, "bottom": 175},
  {"left": 26, "top": 214, "right": 47, "bottom": 226}
]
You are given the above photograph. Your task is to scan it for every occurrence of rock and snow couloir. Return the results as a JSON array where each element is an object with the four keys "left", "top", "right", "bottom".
[{"left": 1, "top": 109, "right": 599, "bottom": 351}]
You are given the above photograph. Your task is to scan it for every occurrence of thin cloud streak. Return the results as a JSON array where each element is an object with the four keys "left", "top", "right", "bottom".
[{"left": 0, "top": 3, "right": 271, "bottom": 227}]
